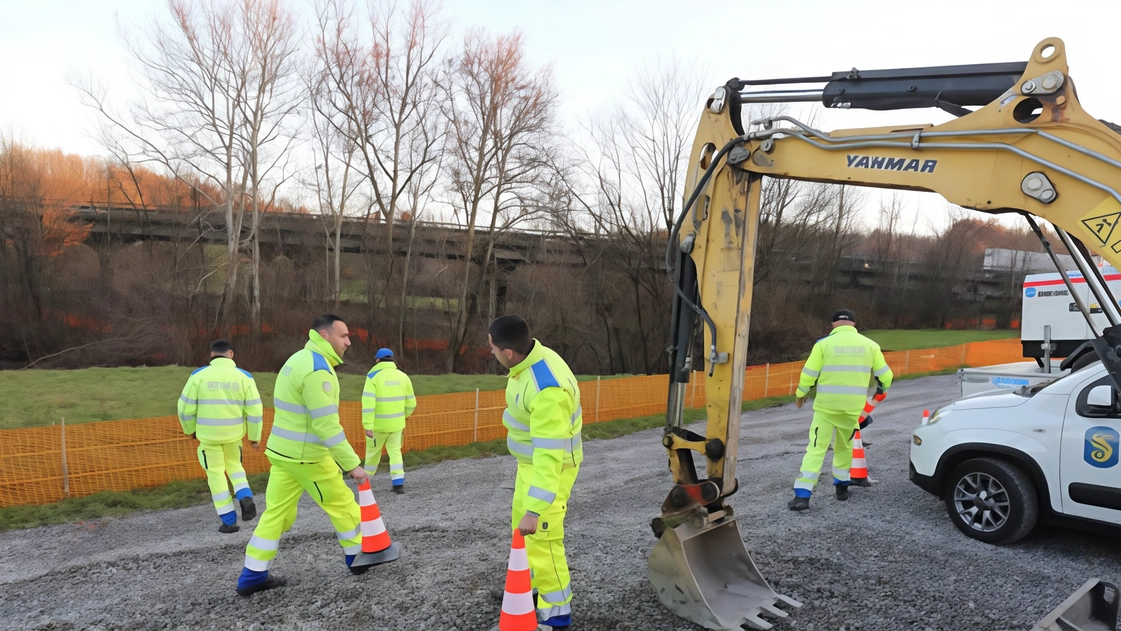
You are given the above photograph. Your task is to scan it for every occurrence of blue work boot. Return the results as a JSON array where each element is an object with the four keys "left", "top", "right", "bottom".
[
  {"left": 236, "top": 568, "right": 286, "bottom": 596},
  {"left": 218, "top": 511, "right": 239, "bottom": 533}
]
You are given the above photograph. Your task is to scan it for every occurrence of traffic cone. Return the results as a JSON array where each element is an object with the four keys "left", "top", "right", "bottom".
[
  {"left": 350, "top": 479, "right": 400, "bottom": 568},
  {"left": 499, "top": 530, "right": 538, "bottom": 631},
  {"left": 850, "top": 429, "right": 870, "bottom": 486}
]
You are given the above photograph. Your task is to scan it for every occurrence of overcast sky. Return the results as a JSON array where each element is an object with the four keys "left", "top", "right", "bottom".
[{"left": 1, "top": 0, "right": 1118, "bottom": 232}]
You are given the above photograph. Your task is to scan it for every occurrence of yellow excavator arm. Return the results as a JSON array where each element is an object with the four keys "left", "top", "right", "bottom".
[{"left": 650, "top": 37, "right": 1121, "bottom": 630}]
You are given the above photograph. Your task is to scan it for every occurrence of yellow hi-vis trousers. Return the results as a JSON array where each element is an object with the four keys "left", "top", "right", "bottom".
[
  {"left": 793, "top": 409, "right": 857, "bottom": 498},
  {"left": 365, "top": 430, "right": 405, "bottom": 486},
  {"left": 198, "top": 441, "right": 249, "bottom": 515},
  {"left": 242, "top": 457, "right": 362, "bottom": 572},
  {"left": 511, "top": 462, "right": 579, "bottom": 622}
]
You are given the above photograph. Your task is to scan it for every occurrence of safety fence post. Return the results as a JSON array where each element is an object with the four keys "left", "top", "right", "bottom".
[
  {"left": 473, "top": 389, "right": 479, "bottom": 443},
  {"left": 960, "top": 343, "right": 968, "bottom": 367},
  {"left": 596, "top": 376, "right": 602, "bottom": 422},
  {"left": 788, "top": 373, "right": 793, "bottom": 395},
  {"left": 905, "top": 350, "right": 911, "bottom": 374},
  {"left": 60, "top": 417, "right": 70, "bottom": 496},
  {"left": 764, "top": 363, "right": 770, "bottom": 398}
]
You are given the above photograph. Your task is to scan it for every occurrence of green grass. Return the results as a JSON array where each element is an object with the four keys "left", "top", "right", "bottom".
[
  {"left": 0, "top": 367, "right": 622, "bottom": 429},
  {"left": 861, "top": 329, "right": 1017, "bottom": 352}
]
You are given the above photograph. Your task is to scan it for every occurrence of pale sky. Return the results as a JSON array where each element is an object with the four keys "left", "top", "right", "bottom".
[{"left": 2, "top": 0, "right": 1119, "bottom": 233}]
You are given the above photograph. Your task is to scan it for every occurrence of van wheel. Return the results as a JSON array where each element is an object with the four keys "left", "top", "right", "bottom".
[{"left": 943, "top": 457, "right": 1038, "bottom": 544}]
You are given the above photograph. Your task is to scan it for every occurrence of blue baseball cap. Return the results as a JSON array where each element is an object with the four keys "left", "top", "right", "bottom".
[{"left": 375, "top": 348, "right": 394, "bottom": 359}]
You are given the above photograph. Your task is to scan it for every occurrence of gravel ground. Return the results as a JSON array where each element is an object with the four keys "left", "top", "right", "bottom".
[{"left": 1, "top": 373, "right": 1119, "bottom": 631}]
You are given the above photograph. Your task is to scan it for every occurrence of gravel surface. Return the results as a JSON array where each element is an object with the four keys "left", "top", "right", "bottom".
[{"left": 1, "top": 374, "right": 1118, "bottom": 630}]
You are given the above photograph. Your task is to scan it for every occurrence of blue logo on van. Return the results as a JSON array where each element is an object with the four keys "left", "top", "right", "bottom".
[
  {"left": 1025, "top": 287, "right": 1037, "bottom": 298},
  {"left": 1084, "top": 426, "right": 1119, "bottom": 468}
]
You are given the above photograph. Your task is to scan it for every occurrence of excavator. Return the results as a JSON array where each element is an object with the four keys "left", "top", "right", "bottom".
[{"left": 650, "top": 37, "right": 1121, "bottom": 630}]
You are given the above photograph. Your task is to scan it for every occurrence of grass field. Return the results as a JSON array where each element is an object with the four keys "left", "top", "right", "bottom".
[
  {"left": 0, "top": 330, "right": 1011, "bottom": 429},
  {"left": 861, "top": 329, "right": 1016, "bottom": 351},
  {"left": 0, "top": 367, "right": 622, "bottom": 429}
]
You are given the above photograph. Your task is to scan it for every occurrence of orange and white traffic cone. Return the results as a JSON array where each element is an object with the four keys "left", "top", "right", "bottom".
[
  {"left": 851, "top": 391, "right": 885, "bottom": 487},
  {"left": 850, "top": 429, "right": 870, "bottom": 486},
  {"left": 499, "top": 530, "right": 538, "bottom": 631},
  {"left": 350, "top": 478, "right": 401, "bottom": 569}
]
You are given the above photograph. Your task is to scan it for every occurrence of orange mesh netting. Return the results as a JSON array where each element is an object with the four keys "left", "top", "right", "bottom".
[{"left": 0, "top": 339, "right": 1023, "bottom": 507}]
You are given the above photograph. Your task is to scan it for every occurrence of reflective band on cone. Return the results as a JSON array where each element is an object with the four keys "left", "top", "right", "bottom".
[{"left": 499, "top": 530, "right": 537, "bottom": 631}]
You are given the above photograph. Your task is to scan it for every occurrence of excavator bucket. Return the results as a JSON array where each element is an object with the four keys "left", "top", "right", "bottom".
[
  {"left": 648, "top": 515, "right": 801, "bottom": 630},
  {"left": 1032, "top": 579, "right": 1119, "bottom": 631}
]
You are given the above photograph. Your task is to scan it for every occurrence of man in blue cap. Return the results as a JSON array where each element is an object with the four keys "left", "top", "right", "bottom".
[{"left": 361, "top": 348, "right": 417, "bottom": 493}]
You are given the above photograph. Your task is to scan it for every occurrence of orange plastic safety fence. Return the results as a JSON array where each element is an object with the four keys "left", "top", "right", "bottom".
[{"left": 0, "top": 339, "right": 1024, "bottom": 507}]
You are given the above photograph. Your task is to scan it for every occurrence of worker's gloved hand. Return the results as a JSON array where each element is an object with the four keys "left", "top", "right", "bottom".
[
  {"left": 859, "top": 415, "right": 873, "bottom": 430},
  {"left": 795, "top": 397, "right": 805, "bottom": 409}
]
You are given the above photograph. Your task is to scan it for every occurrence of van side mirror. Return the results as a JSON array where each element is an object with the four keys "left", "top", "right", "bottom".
[{"left": 1087, "top": 385, "right": 1114, "bottom": 408}]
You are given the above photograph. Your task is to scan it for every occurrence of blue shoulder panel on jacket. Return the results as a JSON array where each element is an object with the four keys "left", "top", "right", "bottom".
[
  {"left": 367, "top": 367, "right": 384, "bottom": 379},
  {"left": 237, "top": 368, "right": 254, "bottom": 379},
  {"left": 310, "top": 352, "right": 332, "bottom": 373},
  {"left": 530, "top": 360, "right": 560, "bottom": 390},
  {"left": 191, "top": 366, "right": 208, "bottom": 376}
]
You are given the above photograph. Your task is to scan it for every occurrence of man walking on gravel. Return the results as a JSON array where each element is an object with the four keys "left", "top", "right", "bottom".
[
  {"left": 788, "top": 309, "right": 892, "bottom": 511},
  {"left": 362, "top": 347, "right": 416, "bottom": 494},
  {"left": 235, "top": 315, "right": 371, "bottom": 596},
  {"left": 489, "top": 315, "right": 582, "bottom": 630},
  {"left": 177, "top": 339, "right": 263, "bottom": 533}
]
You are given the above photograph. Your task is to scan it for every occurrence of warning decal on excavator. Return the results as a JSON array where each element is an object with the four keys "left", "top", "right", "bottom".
[{"left": 1080, "top": 197, "right": 1121, "bottom": 246}]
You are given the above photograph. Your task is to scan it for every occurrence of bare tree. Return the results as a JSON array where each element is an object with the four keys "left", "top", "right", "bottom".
[
  {"left": 306, "top": 71, "right": 360, "bottom": 310},
  {"left": 442, "top": 30, "right": 558, "bottom": 371},
  {"left": 312, "top": 0, "right": 448, "bottom": 340},
  {"left": 73, "top": 0, "right": 301, "bottom": 332}
]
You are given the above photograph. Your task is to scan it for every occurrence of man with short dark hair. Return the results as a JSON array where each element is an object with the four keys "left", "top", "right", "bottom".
[
  {"left": 236, "top": 315, "right": 371, "bottom": 596},
  {"left": 362, "top": 348, "right": 416, "bottom": 493},
  {"left": 177, "top": 339, "right": 263, "bottom": 532},
  {"left": 788, "top": 309, "right": 892, "bottom": 511},
  {"left": 489, "top": 315, "right": 581, "bottom": 631}
]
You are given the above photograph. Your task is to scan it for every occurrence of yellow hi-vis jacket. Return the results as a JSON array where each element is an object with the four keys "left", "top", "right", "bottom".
[
  {"left": 502, "top": 340, "right": 583, "bottom": 516},
  {"left": 361, "top": 361, "right": 416, "bottom": 434},
  {"left": 177, "top": 357, "right": 263, "bottom": 444},
  {"left": 266, "top": 330, "right": 361, "bottom": 471},
  {"left": 796, "top": 325, "right": 893, "bottom": 415}
]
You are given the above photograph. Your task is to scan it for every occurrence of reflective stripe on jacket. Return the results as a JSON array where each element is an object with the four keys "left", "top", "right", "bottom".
[
  {"left": 177, "top": 357, "right": 263, "bottom": 444},
  {"left": 266, "top": 330, "right": 361, "bottom": 471},
  {"left": 361, "top": 361, "right": 416, "bottom": 433},
  {"left": 503, "top": 340, "right": 583, "bottom": 516},
  {"left": 796, "top": 325, "right": 893, "bottom": 415}
]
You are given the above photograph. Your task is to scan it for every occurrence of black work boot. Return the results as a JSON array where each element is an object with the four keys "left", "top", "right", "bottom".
[
  {"left": 218, "top": 522, "right": 241, "bottom": 534},
  {"left": 835, "top": 484, "right": 851, "bottom": 501},
  {"left": 393, "top": 484, "right": 405, "bottom": 495},
  {"left": 240, "top": 497, "right": 257, "bottom": 521},
  {"left": 348, "top": 563, "right": 370, "bottom": 576},
  {"left": 787, "top": 496, "right": 809, "bottom": 511},
  {"left": 236, "top": 575, "right": 287, "bottom": 596}
]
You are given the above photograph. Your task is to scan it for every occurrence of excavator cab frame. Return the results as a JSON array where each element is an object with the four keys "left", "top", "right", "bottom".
[{"left": 652, "top": 37, "right": 1121, "bottom": 631}]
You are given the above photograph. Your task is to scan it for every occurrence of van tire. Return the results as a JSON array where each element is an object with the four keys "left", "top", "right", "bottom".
[{"left": 944, "top": 457, "right": 1038, "bottom": 544}]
